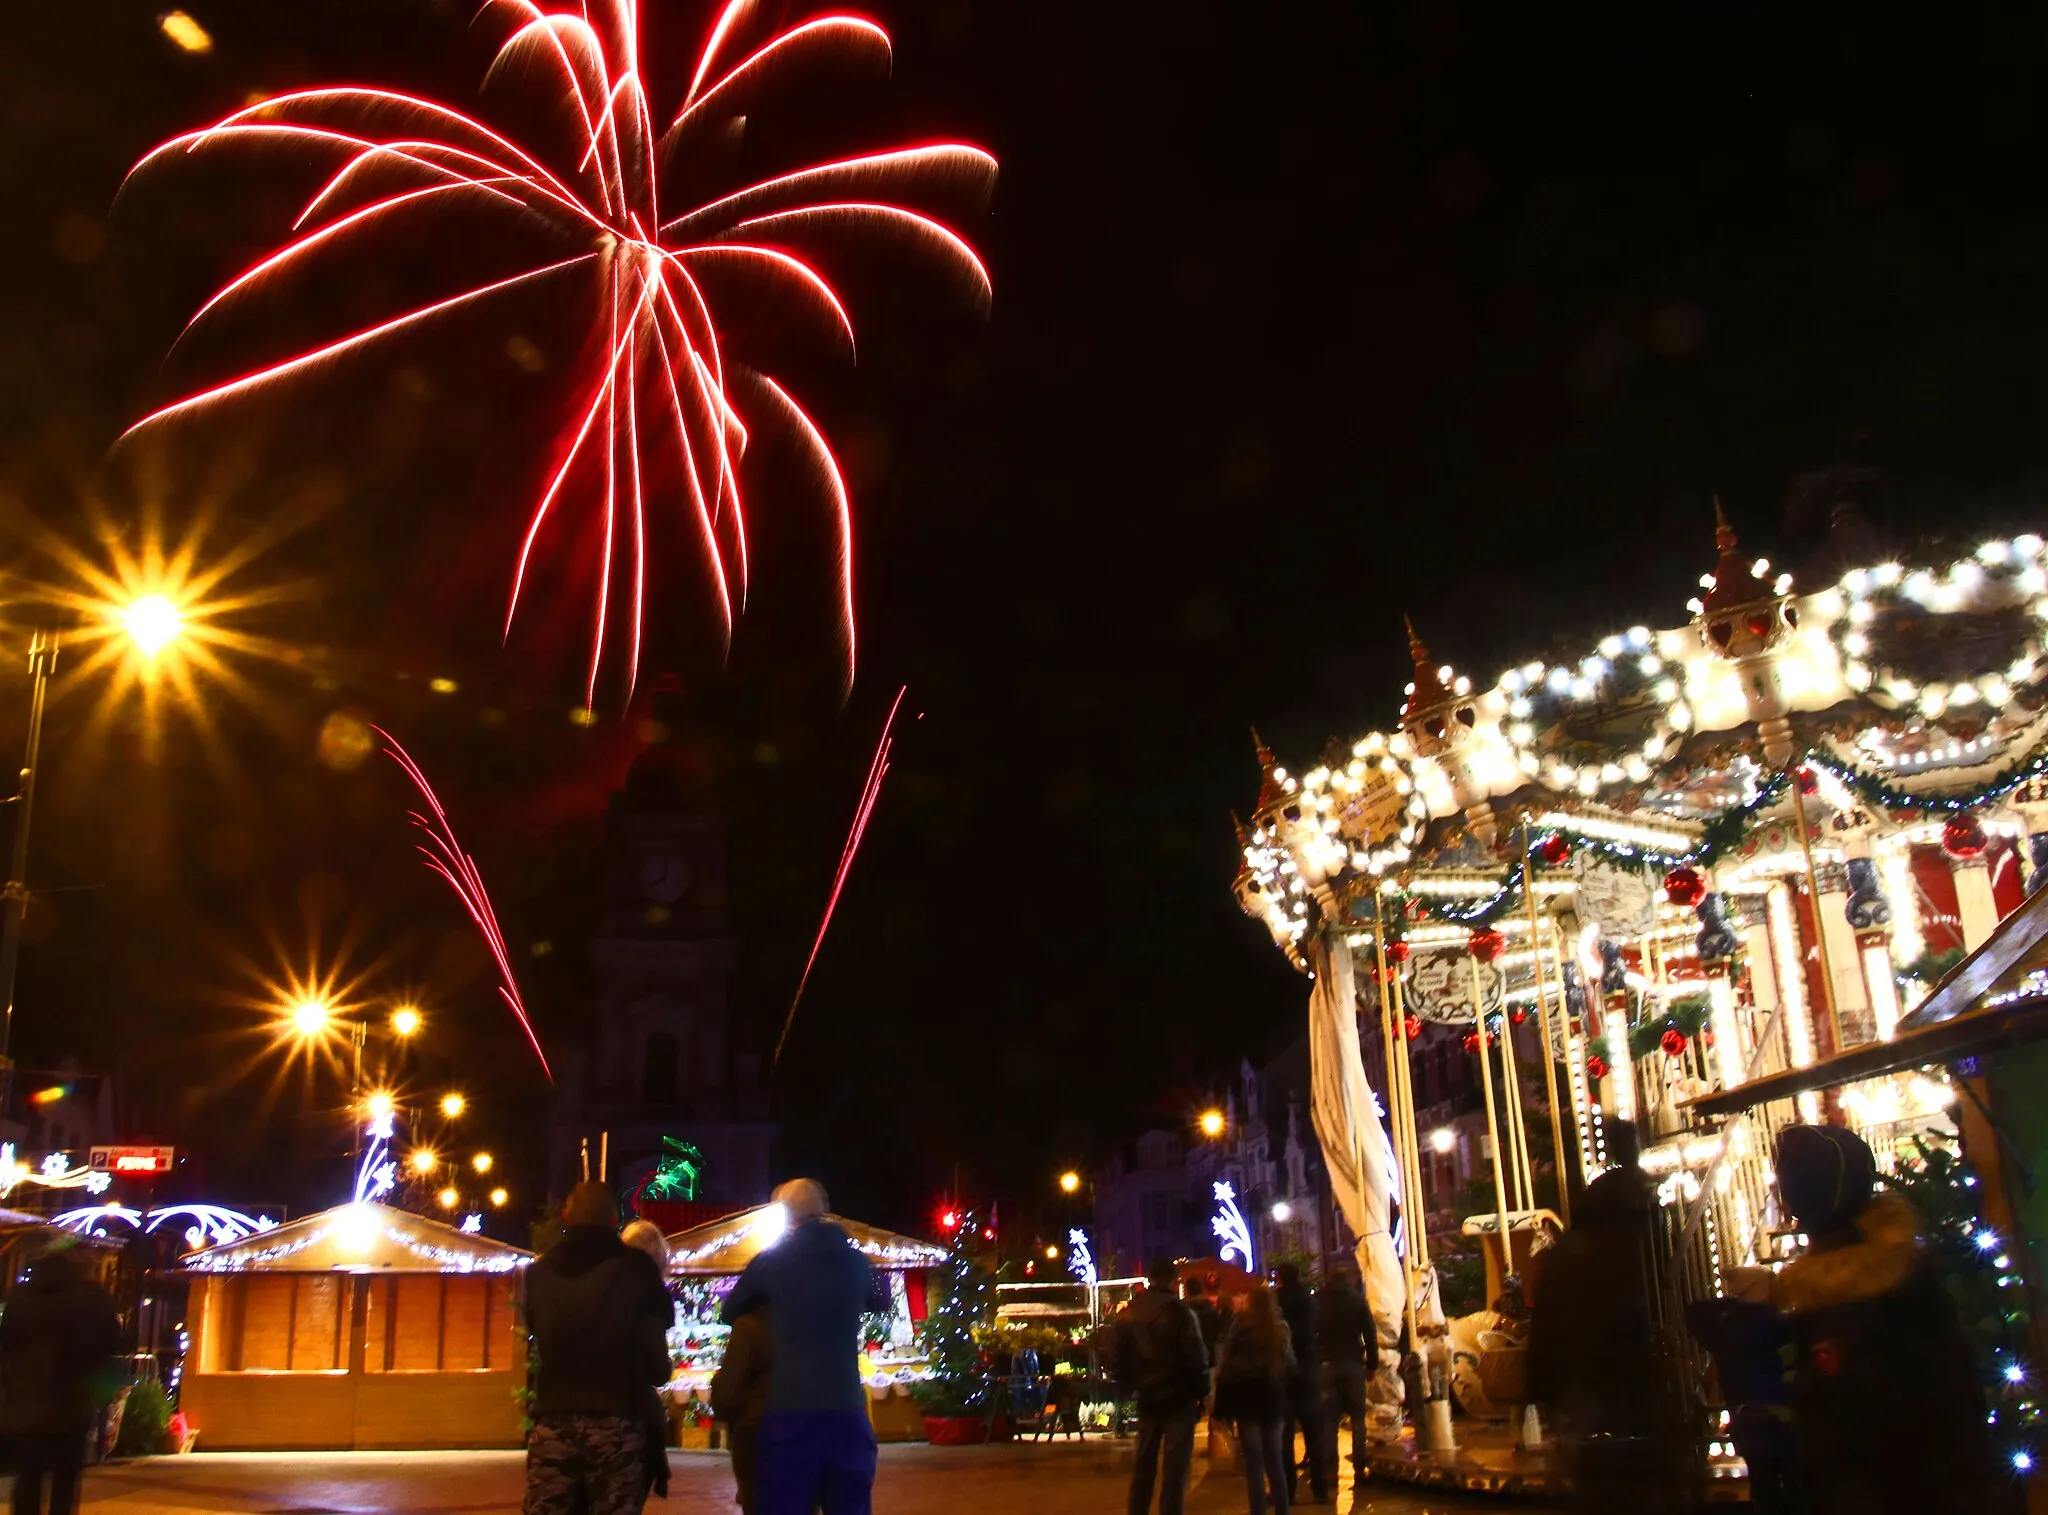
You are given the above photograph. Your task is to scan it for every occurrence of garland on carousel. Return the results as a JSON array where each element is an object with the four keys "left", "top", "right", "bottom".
[{"left": 1379, "top": 734, "right": 2048, "bottom": 932}]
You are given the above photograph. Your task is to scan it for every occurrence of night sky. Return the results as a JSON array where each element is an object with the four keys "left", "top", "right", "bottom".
[{"left": 3, "top": 1, "right": 2048, "bottom": 1234}]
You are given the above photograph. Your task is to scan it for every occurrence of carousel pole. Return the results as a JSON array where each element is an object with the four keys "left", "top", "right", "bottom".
[
  {"left": 1786, "top": 762, "right": 1847, "bottom": 1058},
  {"left": 1371, "top": 911, "right": 1423, "bottom": 1361},
  {"left": 1496, "top": 963, "right": 1535, "bottom": 1213},
  {"left": 1523, "top": 835, "right": 1572, "bottom": 1226},
  {"left": 1467, "top": 954, "right": 1515, "bottom": 1260},
  {"left": 1386, "top": 938, "right": 1430, "bottom": 1275}
]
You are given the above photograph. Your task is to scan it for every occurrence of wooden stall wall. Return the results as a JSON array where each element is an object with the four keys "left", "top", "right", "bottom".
[{"left": 180, "top": 1273, "right": 525, "bottom": 1450}]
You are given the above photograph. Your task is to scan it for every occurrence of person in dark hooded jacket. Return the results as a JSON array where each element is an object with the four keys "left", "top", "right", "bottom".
[
  {"left": 0, "top": 1242, "right": 119, "bottom": 1515},
  {"left": 524, "top": 1182, "right": 676, "bottom": 1515},
  {"left": 1114, "top": 1260, "right": 1209, "bottom": 1515},
  {"left": 1765, "top": 1123, "right": 1998, "bottom": 1515}
]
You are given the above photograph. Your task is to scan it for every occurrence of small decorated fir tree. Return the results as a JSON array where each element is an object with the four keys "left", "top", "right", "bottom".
[
  {"left": 1885, "top": 1133, "right": 2041, "bottom": 1475},
  {"left": 912, "top": 1213, "right": 996, "bottom": 1416}
]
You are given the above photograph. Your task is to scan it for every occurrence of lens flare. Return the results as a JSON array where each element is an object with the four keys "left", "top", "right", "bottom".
[{"left": 124, "top": 2, "right": 994, "bottom": 702}]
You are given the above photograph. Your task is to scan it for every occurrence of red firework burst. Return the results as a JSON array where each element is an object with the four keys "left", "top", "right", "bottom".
[{"left": 124, "top": 1, "right": 995, "bottom": 702}]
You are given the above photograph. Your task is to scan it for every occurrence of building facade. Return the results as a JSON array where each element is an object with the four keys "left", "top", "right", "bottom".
[{"left": 548, "top": 702, "right": 773, "bottom": 1205}]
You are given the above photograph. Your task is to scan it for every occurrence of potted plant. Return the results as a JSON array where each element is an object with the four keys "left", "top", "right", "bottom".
[{"left": 910, "top": 1213, "right": 1008, "bottom": 1444}]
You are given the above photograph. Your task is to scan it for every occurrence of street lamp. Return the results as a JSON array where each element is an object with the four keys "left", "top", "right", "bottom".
[
  {"left": 440, "top": 1093, "right": 466, "bottom": 1119},
  {"left": 409, "top": 1149, "right": 438, "bottom": 1175},
  {"left": 489, "top": 1187, "right": 508, "bottom": 1208},
  {"left": 1058, "top": 1171, "right": 1082, "bottom": 1195},
  {"left": 364, "top": 1090, "right": 396, "bottom": 1123},
  {"left": 1198, "top": 1108, "right": 1227, "bottom": 1140},
  {"left": 472, "top": 1152, "right": 493, "bottom": 1175},
  {"left": 289, "top": 998, "right": 333, "bottom": 1039},
  {"left": 120, "top": 596, "right": 184, "bottom": 659},
  {"left": 437, "top": 1186, "right": 458, "bottom": 1210},
  {"left": 389, "top": 1005, "right": 422, "bottom": 1038}
]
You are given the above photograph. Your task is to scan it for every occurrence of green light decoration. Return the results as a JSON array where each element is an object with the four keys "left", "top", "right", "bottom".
[{"left": 631, "top": 1136, "right": 705, "bottom": 1207}]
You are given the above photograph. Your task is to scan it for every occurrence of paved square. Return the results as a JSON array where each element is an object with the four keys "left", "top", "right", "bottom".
[{"left": 39, "top": 1442, "right": 1535, "bottom": 1512}]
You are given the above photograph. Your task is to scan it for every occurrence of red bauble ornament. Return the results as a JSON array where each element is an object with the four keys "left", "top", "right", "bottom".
[
  {"left": 1660, "top": 1026, "right": 1688, "bottom": 1057},
  {"left": 1386, "top": 939, "right": 1412, "bottom": 965},
  {"left": 1403, "top": 1013, "right": 1423, "bottom": 1041},
  {"left": 1462, "top": 1031, "right": 1481, "bottom": 1054},
  {"left": 1663, "top": 864, "right": 1707, "bottom": 909},
  {"left": 1586, "top": 1054, "right": 1609, "bottom": 1080},
  {"left": 1795, "top": 765, "right": 1819, "bottom": 796},
  {"left": 1942, "top": 812, "right": 1989, "bottom": 860},
  {"left": 1511, "top": 1006, "right": 1529, "bottom": 1025},
  {"left": 1468, "top": 927, "right": 1507, "bottom": 962},
  {"left": 1536, "top": 833, "right": 1572, "bottom": 867}
]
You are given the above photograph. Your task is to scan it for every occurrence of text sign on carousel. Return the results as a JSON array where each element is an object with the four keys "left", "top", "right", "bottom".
[
  {"left": 1404, "top": 950, "right": 1504, "bottom": 1023},
  {"left": 1570, "top": 852, "right": 1658, "bottom": 937},
  {"left": 1337, "top": 769, "right": 1410, "bottom": 846},
  {"left": 89, "top": 1146, "right": 175, "bottom": 1176}
]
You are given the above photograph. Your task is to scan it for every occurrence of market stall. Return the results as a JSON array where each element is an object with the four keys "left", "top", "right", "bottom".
[
  {"left": 178, "top": 1200, "right": 531, "bottom": 1450},
  {"left": 662, "top": 1204, "right": 946, "bottom": 1442}
]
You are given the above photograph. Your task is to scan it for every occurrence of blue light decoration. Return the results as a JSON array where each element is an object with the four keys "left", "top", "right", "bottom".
[
  {"left": 1212, "top": 1179, "right": 1254, "bottom": 1272},
  {"left": 460, "top": 1214, "right": 483, "bottom": 1234},
  {"left": 1066, "top": 1228, "right": 1097, "bottom": 1290},
  {"left": 353, "top": 1125, "right": 397, "bottom": 1206},
  {"left": 51, "top": 1204, "right": 273, "bottom": 1246}
]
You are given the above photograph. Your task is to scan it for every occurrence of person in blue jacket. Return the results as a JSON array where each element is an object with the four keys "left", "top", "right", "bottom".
[{"left": 721, "top": 1179, "right": 876, "bottom": 1515}]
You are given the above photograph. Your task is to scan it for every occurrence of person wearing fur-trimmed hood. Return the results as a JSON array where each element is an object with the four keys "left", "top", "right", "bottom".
[{"left": 1764, "top": 1124, "right": 2003, "bottom": 1515}]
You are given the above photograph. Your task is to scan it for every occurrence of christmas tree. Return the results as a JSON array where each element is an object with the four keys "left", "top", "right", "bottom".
[
  {"left": 1885, "top": 1133, "right": 2041, "bottom": 1476},
  {"left": 911, "top": 1213, "right": 996, "bottom": 1416}
]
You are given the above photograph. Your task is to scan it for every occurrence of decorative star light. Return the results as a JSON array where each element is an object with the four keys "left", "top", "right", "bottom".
[
  {"left": 1212, "top": 1180, "right": 1255, "bottom": 1272},
  {"left": 460, "top": 1214, "right": 483, "bottom": 1235},
  {"left": 1066, "top": 1228, "right": 1097, "bottom": 1290},
  {"left": 40, "top": 1153, "right": 67, "bottom": 1178}
]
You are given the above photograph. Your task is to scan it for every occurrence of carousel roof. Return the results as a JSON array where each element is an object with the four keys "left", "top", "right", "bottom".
[
  {"left": 664, "top": 1205, "right": 948, "bottom": 1276},
  {"left": 1235, "top": 513, "right": 2048, "bottom": 967},
  {"left": 181, "top": 1201, "right": 533, "bottom": 1274}
]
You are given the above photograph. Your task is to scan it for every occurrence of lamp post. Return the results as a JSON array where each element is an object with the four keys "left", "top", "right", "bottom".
[
  {"left": 0, "top": 600, "right": 190, "bottom": 1106},
  {"left": 0, "top": 629, "right": 58, "bottom": 1101}
]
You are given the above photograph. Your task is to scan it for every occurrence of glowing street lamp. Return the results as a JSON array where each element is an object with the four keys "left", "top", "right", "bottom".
[
  {"left": 472, "top": 1152, "right": 494, "bottom": 1175},
  {"left": 489, "top": 1187, "right": 508, "bottom": 1208},
  {"left": 440, "top": 1093, "right": 466, "bottom": 1119},
  {"left": 409, "top": 1149, "right": 438, "bottom": 1175},
  {"left": 389, "top": 1005, "right": 422, "bottom": 1038},
  {"left": 288, "top": 998, "right": 333, "bottom": 1039},
  {"left": 437, "top": 1186, "right": 459, "bottom": 1210},
  {"left": 363, "top": 1091, "right": 396, "bottom": 1123},
  {"left": 120, "top": 596, "right": 185, "bottom": 659},
  {"left": 1198, "top": 1109, "right": 1227, "bottom": 1140},
  {"left": 1058, "top": 1171, "right": 1082, "bottom": 1195}
]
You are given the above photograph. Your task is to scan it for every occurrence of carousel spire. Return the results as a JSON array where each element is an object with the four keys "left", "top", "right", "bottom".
[
  {"left": 1691, "top": 497, "right": 1801, "bottom": 765},
  {"left": 1253, "top": 729, "right": 1288, "bottom": 811},
  {"left": 1401, "top": 615, "right": 1455, "bottom": 715}
]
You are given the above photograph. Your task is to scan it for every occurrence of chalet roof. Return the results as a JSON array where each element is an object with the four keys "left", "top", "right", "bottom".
[
  {"left": 181, "top": 1201, "right": 533, "bottom": 1275},
  {"left": 664, "top": 1205, "right": 947, "bottom": 1276}
]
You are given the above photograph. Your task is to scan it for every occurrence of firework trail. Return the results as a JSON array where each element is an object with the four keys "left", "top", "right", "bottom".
[
  {"left": 377, "top": 728, "right": 553, "bottom": 1080},
  {"left": 125, "top": 3, "right": 994, "bottom": 703},
  {"left": 773, "top": 684, "right": 904, "bottom": 1066}
]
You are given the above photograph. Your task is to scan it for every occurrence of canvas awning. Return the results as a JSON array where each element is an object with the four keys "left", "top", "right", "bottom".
[
  {"left": 181, "top": 1201, "right": 533, "bottom": 1274},
  {"left": 1687, "top": 881, "right": 2048, "bottom": 1119},
  {"left": 664, "top": 1205, "right": 947, "bottom": 1276}
]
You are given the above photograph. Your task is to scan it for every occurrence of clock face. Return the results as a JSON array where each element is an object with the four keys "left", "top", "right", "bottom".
[{"left": 638, "top": 851, "right": 692, "bottom": 903}]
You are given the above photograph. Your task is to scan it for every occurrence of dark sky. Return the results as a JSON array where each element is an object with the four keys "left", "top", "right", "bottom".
[{"left": 3, "top": 1, "right": 2048, "bottom": 1234}]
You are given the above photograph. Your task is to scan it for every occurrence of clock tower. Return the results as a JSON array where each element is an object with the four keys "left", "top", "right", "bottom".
[{"left": 548, "top": 690, "right": 774, "bottom": 1206}]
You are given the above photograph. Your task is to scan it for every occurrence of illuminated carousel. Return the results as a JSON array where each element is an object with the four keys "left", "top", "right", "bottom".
[{"left": 1234, "top": 506, "right": 2048, "bottom": 1465}]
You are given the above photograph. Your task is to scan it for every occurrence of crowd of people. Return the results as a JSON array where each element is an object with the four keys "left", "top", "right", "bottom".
[
  {"left": 1527, "top": 1120, "right": 2008, "bottom": 1515},
  {"left": 524, "top": 1174, "right": 876, "bottom": 1515},
  {"left": 1113, "top": 1256, "right": 1378, "bottom": 1515}
]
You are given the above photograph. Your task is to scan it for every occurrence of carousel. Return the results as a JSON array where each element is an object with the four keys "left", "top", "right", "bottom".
[{"left": 1234, "top": 505, "right": 2048, "bottom": 1470}]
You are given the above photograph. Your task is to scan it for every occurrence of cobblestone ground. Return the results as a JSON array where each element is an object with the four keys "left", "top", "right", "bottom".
[{"left": 41, "top": 1441, "right": 1560, "bottom": 1512}]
